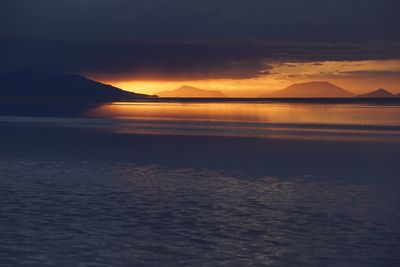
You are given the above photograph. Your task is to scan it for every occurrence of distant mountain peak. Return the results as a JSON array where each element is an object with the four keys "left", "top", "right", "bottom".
[
  {"left": 179, "top": 85, "right": 198, "bottom": 89},
  {"left": 260, "top": 81, "right": 354, "bottom": 98},
  {"left": 356, "top": 88, "right": 394, "bottom": 98},
  {"left": 156, "top": 85, "right": 227, "bottom": 98},
  {"left": 302, "top": 81, "right": 329, "bottom": 85}
]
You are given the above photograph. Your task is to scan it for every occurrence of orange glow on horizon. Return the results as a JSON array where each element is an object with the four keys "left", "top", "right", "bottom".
[
  {"left": 96, "top": 59, "right": 400, "bottom": 97},
  {"left": 106, "top": 78, "right": 287, "bottom": 97}
]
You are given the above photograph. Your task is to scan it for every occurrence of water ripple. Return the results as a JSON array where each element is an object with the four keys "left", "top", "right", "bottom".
[{"left": 1, "top": 160, "right": 399, "bottom": 266}]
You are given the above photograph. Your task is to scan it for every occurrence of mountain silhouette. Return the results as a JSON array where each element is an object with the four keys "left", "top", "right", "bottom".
[
  {"left": 260, "top": 81, "right": 354, "bottom": 98},
  {"left": 156, "top": 85, "right": 227, "bottom": 98},
  {"left": 356, "top": 88, "right": 394, "bottom": 98},
  {"left": 0, "top": 71, "right": 153, "bottom": 100}
]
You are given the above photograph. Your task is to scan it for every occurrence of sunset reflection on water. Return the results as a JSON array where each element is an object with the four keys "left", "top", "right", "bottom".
[
  {"left": 87, "top": 101, "right": 400, "bottom": 126},
  {"left": 83, "top": 101, "right": 400, "bottom": 142}
]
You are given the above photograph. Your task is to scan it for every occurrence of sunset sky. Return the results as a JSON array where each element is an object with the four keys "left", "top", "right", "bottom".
[
  {"left": 1, "top": 0, "right": 400, "bottom": 96},
  {"left": 108, "top": 59, "right": 400, "bottom": 96}
]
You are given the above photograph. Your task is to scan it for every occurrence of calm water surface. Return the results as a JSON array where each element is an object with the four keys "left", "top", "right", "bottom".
[
  {"left": 2, "top": 101, "right": 400, "bottom": 141},
  {"left": 88, "top": 102, "right": 400, "bottom": 126},
  {"left": 86, "top": 102, "right": 400, "bottom": 141},
  {"left": 1, "top": 101, "right": 400, "bottom": 266}
]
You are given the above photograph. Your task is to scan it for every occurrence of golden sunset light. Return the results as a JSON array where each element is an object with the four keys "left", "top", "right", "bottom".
[{"left": 102, "top": 59, "right": 400, "bottom": 97}]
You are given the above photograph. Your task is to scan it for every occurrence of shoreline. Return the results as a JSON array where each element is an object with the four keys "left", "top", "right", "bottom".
[{"left": 1, "top": 97, "right": 400, "bottom": 105}]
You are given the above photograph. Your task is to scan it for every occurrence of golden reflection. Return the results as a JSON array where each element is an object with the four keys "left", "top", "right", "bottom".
[
  {"left": 83, "top": 102, "right": 400, "bottom": 142},
  {"left": 87, "top": 102, "right": 400, "bottom": 126}
]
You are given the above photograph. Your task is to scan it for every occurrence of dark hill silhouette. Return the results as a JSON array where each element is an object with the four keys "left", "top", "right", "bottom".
[
  {"left": 0, "top": 71, "right": 153, "bottom": 100},
  {"left": 156, "top": 85, "right": 227, "bottom": 98},
  {"left": 356, "top": 88, "right": 394, "bottom": 98},
  {"left": 260, "top": 81, "right": 354, "bottom": 98}
]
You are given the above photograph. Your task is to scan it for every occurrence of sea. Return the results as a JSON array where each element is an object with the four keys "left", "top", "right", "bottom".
[{"left": 1, "top": 100, "right": 399, "bottom": 266}]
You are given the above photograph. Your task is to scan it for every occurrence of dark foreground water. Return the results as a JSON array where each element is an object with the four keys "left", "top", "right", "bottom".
[
  {"left": 1, "top": 101, "right": 400, "bottom": 266},
  {"left": 1, "top": 159, "right": 400, "bottom": 266}
]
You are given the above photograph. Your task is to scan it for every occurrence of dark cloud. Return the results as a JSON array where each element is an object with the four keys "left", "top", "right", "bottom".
[
  {"left": 1, "top": 1, "right": 399, "bottom": 80},
  {"left": 284, "top": 69, "right": 400, "bottom": 81},
  {"left": 1, "top": 0, "right": 399, "bottom": 42},
  {"left": 339, "top": 70, "right": 400, "bottom": 78},
  {"left": 1, "top": 39, "right": 400, "bottom": 80},
  {"left": 0, "top": 39, "right": 270, "bottom": 80}
]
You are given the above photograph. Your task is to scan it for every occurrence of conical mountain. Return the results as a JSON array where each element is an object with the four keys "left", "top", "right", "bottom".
[
  {"left": 356, "top": 88, "right": 394, "bottom": 98},
  {"left": 156, "top": 85, "right": 227, "bottom": 98},
  {"left": 260, "top": 81, "right": 354, "bottom": 98}
]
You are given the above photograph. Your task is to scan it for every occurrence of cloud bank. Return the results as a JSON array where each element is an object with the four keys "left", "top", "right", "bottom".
[
  {"left": 1, "top": 0, "right": 399, "bottom": 42},
  {"left": 1, "top": 39, "right": 400, "bottom": 81}
]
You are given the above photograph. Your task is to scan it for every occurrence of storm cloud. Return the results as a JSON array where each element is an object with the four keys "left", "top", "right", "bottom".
[
  {"left": 1, "top": 1, "right": 400, "bottom": 80},
  {"left": 1, "top": 0, "right": 399, "bottom": 42},
  {"left": 1, "top": 39, "right": 400, "bottom": 80}
]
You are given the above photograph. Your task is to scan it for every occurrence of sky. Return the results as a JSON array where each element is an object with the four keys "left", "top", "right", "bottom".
[{"left": 1, "top": 0, "right": 400, "bottom": 96}]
